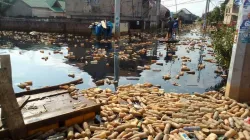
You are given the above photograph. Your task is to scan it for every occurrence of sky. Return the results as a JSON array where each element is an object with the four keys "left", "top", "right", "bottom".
[{"left": 161, "top": 0, "right": 225, "bottom": 17}]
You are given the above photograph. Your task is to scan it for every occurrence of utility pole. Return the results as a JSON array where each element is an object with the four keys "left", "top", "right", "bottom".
[
  {"left": 156, "top": 0, "right": 161, "bottom": 28},
  {"left": 114, "top": 0, "right": 120, "bottom": 38},
  {"left": 114, "top": 0, "right": 120, "bottom": 82},
  {"left": 175, "top": 0, "right": 177, "bottom": 13},
  {"left": 225, "top": 2, "right": 250, "bottom": 102},
  {"left": 203, "top": 0, "right": 210, "bottom": 35}
]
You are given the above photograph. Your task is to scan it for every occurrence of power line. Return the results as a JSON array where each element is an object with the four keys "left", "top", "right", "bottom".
[
  {"left": 210, "top": 0, "right": 216, "bottom": 7},
  {"left": 164, "top": 0, "right": 205, "bottom": 7}
]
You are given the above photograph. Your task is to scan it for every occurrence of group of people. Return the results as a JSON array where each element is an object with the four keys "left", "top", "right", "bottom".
[{"left": 166, "top": 17, "right": 179, "bottom": 40}]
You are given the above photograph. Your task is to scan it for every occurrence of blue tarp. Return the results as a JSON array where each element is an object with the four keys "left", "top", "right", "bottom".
[
  {"left": 93, "top": 21, "right": 113, "bottom": 37},
  {"left": 95, "top": 23, "right": 102, "bottom": 36}
]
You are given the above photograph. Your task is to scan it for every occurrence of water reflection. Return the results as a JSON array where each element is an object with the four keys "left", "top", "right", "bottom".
[{"left": 0, "top": 31, "right": 224, "bottom": 94}]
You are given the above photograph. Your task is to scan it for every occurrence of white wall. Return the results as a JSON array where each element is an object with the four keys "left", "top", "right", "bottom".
[
  {"left": 66, "top": 0, "right": 143, "bottom": 18},
  {"left": 31, "top": 8, "right": 64, "bottom": 17},
  {"left": 112, "top": 22, "right": 129, "bottom": 33},
  {"left": 223, "top": 0, "right": 233, "bottom": 24},
  {"left": 32, "top": 8, "right": 53, "bottom": 17}
]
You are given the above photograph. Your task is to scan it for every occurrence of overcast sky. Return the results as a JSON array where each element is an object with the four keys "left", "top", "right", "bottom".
[{"left": 161, "top": 0, "right": 224, "bottom": 17}]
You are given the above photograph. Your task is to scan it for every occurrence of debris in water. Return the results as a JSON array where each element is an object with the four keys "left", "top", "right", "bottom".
[
  {"left": 144, "top": 65, "right": 151, "bottom": 70},
  {"left": 181, "top": 66, "right": 190, "bottom": 71},
  {"left": 17, "top": 82, "right": 28, "bottom": 89},
  {"left": 152, "top": 69, "right": 161, "bottom": 72},
  {"left": 198, "top": 64, "right": 205, "bottom": 70},
  {"left": 95, "top": 79, "right": 105, "bottom": 86},
  {"left": 24, "top": 81, "right": 33, "bottom": 86},
  {"left": 26, "top": 86, "right": 30, "bottom": 91},
  {"left": 179, "top": 71, "right": 184, "bottom": 76},
  {"left": 186, "top": 71, "right": 195, "bottom": 74},
  {"left": 68, "top": 74, "right": 75, "bottom": 78},
  {"left": 176, "top": 75, "right": 180, "bottom": 79},
  {"left": 126, "top": 77, "right": 140, "bottom": 80},
  {"left": 214, "top": 69, "right": 223, "bottom": 74},
  {"left": 156, "top": 62, "right": 163, "bottom": 66},
  {"left": 221, "top": 75, "right": 227, "bottom": 79},
  {"left": 163, "top": 74, "right": 171, "bottom": 80}
]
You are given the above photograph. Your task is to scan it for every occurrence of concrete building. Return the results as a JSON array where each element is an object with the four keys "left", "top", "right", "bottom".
[
  {"left": 147, "top": 0, "right": 170, "bottom": 26},
  {"left": 177, "top": 8, "right": 196, "bottom": 24},
  {"left": 65, "top": 0, "right": 170, "bottom": 28},
  {"left": 5, "top": 0, "right": 65, "bottom": 17},
  {"left": 223, "top": 0, "right": 239, "bottom": 25}
]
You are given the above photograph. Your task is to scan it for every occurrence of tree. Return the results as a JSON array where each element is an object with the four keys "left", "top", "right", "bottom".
[
  {"left": 207, "top": 0, "right": 229, "bottom": 24},
  {"left": 212, "top": 26, "right": 235, "bottom": 69},
  {"left": 210, "top": 7, "right": 222, "bottom": 23}
]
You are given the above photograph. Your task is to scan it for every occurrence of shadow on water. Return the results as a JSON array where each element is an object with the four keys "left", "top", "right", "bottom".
[{"left": 205, "top": 79, "right": 227, "bottom": 92}]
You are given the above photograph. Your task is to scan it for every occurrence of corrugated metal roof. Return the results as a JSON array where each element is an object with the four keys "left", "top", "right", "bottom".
[
  {"left": 177, "top": 8, "right": 192, "bottom": 15},
  {"left": 149, "top": 0, "right": 170, "bottom": 17},
  {"left": 58, "top": 1, "right": 65, "bottom": 10},
  {"left": 23, "top": 0, "right": 49, "bottom": 8},
  {"left": 46, "top": 0, "right": 57, "bottom": 7},
  {"left": 50, "top": 6, "right": 64, "bottom": 12},
  {"left": 22, "top": 0, "right": 65, "bottom": 12}
]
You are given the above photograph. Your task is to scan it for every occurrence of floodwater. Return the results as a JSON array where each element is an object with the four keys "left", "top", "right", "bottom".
[{"left": 0, "top": 31, "right": 224, "bottom": 93}]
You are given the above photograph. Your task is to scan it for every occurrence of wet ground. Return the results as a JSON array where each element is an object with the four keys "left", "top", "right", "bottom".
[{"left": 0, "top": 30, "right": 224, "bottom": 93}]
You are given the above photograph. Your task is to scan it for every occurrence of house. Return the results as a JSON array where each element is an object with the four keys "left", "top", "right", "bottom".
[
  {"left": 147, "top": 0, "right": 170, "bottom": 26},
  {"left": 66, "top": 0, "right": 143, "bottom": 19},
  {"left": 4, "top": 0, "right": 65, "bottom": 17},
  {"left": 0, "top": 0, "right": 15, "bottom": 14},
  {"left": 65, "top": 0, "right": 170, "bottom": 28},
  {"left": 177, "top": 8, "right": 196, "bottom": 24},
  {"left": 223, "top": 0, "right": 239, "bottom": 25}
]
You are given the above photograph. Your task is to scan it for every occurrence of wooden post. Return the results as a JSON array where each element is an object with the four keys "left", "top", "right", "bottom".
[{"left": 0, "top": 55, "right": 27, "bottom": 139}]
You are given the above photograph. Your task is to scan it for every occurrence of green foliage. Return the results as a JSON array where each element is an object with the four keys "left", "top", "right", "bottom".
[
  {"left": 207, "top": 6, "right": 224, "bottom": 24},
  {"left": 207, "top": 0, "right": 229, "bottom": 24},
  {"left": 212, "top": 26, "right": 235, "bottom": 69}
]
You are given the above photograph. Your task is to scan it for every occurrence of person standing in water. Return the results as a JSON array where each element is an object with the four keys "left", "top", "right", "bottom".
[
  {"left": 166, "top": 17, "right": 174, "bottom": 40},
  {"left": 173, "top": 18, "right": 179, "bottom": 38}
]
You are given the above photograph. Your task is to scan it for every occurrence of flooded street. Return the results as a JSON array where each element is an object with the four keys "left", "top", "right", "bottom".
[{"left": 0, "top": 30, "right": 224, "bottom": 93}]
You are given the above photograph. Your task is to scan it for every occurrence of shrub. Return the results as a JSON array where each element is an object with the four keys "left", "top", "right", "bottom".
[{"left": 211, "top": 26, "right": 235, "bottom": 69}]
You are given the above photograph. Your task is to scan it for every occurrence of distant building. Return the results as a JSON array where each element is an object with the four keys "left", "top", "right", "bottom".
[
  {"left": 147, "top": 0, "right": 170, "bottom": 26},
  {"left": 5, "top": 0, "right": 65, "bottom": 17},
  {"left": 176, "top": 8, "right": 197, "bottom": 24},
  {"left": 223, "top": 0, "right": 239, "bottom": 25},
  {"left": 65, "top": 0, "right": 170, "bottom": 28}
]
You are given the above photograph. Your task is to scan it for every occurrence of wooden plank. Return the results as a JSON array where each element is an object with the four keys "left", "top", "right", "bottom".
[
  {"left": 0, "top": 55, "right": 27, "bottom": 139},
  {"left": 15, "top": 78, "right": 83, "bottom": 97},
  {"left": 28, "top": 89, "right": 67, "bottom": 101},
  {"left": 17, "top": 95, "right": 30, "bottom": 109},
  {"left": 23, "top": 94, "right": 100, "bottom": 131}
]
